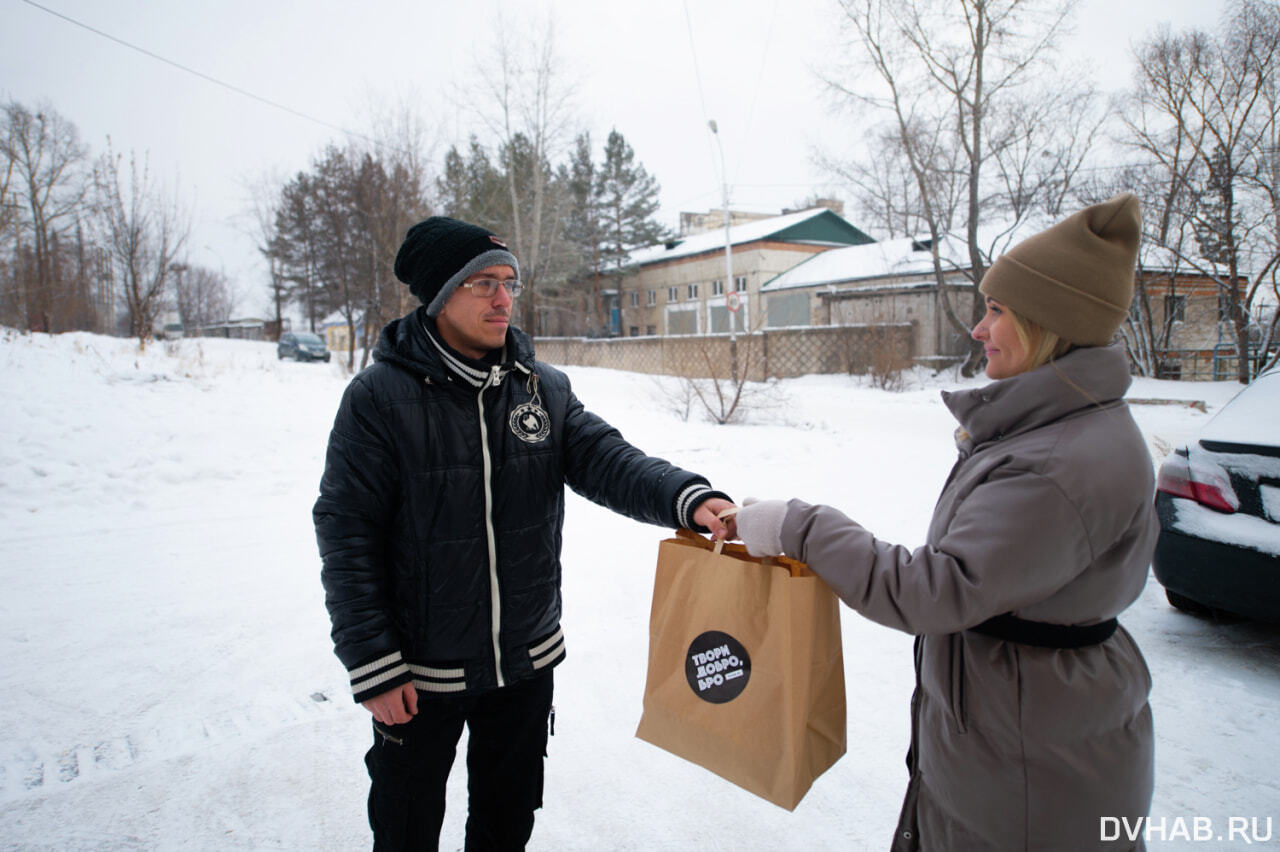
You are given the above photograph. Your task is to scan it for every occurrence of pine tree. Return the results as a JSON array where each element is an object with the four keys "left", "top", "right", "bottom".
[
  {"left": 436, "top": 136, "right": 506, "bottom": 227},
  {"left": 596, "top": 129, "right": 666, "bottom": 268},
  {"left": 270, "top": 171, "right": 323, "bottom": 332},
  {"left": 437, "top": 145, "right": 470, "bottom": 220},
  {"left": 561, "top": 133, "right": 607, "bottom": 332},
  {"left": 464, "top": 136, "right": 506, "bottom": 225},
  {"left": 595, "top": 129, "right": 668, "bottom": 334},
  {"left": 562, "top": 133, "right": 600, "bottom": 275}
]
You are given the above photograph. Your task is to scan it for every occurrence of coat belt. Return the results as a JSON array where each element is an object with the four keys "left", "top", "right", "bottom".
[{"left": 968, "top": 613, "right": 1118, "bottom": 648}]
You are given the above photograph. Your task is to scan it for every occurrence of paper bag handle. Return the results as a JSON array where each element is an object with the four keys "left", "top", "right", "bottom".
[
  {"left": 673, "top": 525, "right": 811, "bottom": 577},
  {"left": 712, "top": 506, "right": 740, "bottom": 555}
]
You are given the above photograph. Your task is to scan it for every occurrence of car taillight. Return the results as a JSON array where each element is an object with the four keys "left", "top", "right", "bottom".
[{"left": 1156, "top": 450, "right": 1240, "bottom": 513}]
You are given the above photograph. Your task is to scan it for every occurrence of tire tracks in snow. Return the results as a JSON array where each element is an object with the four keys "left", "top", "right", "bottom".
[{"left": 0, "top": 689, "right": 350, "bottom": 802}]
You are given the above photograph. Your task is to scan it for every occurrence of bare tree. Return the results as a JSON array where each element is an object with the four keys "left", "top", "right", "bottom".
[
  {"left": 93, "top": 142, "right": 189, "bottom": 347},
  {"left": 468, "top": 12, "right": 578, "bottom": 336},
  {"left": 261, "top": 107, "right": 434, "bottom": 370},
  {"left": 1250, "top": 43, "right": 1280, "bottom": 372},
  {"left": 670, "top": 311, "right": 784, "bottom": 425},
  {"left": 0, "top": 151, "right": 20, "bottom": 327},
  {"left": 175, "top": 264, "right": 235, "bottom": 329},
  {"left": 348, "top": 97, "right": 436, "bottom": 360},
  {"left": 815, "top": 124, "right": 961, "bottom": 239},
  {"left": 1125, "top": 0, "right": 1280, "bottom": 382},
  {"left": 1076, "top": 162, "right": 1198, "bottom": 377},
  {"left": 821, "top": 0, "right": 1095, "bottom": 375},
  {"left": 0, "top": 141, "right": 15, "bottom": 240},
  {"left": 238, "top": 172, "right": 288, "bottom": 339},
  {"left": 2, "top": 100, "right": 88, "bottom": 332}
]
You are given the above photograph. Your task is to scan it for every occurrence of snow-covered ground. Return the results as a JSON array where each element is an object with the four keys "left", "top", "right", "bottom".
[{"left": 1, "top": 329, "right": 1277, "bottom": 851}]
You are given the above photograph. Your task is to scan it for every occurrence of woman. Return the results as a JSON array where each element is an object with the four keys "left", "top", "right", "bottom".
[{"left": 735, "top": 194, "right": 1157, "bottom": 851}]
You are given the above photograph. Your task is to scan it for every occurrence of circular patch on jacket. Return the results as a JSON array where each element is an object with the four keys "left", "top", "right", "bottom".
[
  {"left": 509, "top": 402, "right": 551, "bottom": 443},
  {"left": 685, "top": 630, "right": 750, "bottom": 703}
]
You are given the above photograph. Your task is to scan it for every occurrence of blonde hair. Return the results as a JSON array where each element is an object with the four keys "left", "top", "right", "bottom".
[
  {"left": 1007, "top": 306, "right": 1073, "bottom": 372},
  {"left": 994, "top": 302, "right": 1100, "bottom": 405}
]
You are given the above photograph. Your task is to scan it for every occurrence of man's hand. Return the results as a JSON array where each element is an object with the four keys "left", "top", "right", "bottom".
[
  {"left": 361, "top": 682, "right": 418, "bottom": 726},
  {"left": 693, "top": 497, "right": 738, "bottom": 541}
]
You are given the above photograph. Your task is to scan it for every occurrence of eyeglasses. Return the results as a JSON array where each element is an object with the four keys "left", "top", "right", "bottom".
[{"left": 461, "top": 279, "right": 523, "bottom": 298}]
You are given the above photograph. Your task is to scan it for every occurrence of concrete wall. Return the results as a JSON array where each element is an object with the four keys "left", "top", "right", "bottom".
[{"left": 535, "top": 324, "right": 916, "bottom": 381}]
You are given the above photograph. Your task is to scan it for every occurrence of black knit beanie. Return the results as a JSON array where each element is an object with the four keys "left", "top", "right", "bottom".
[{"left": 393, "top": 217, "right": 520, "bottom": 316}]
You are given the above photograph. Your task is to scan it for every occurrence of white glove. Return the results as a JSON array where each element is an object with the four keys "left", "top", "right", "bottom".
[{"left": 735, "top": 497, "right": 788, "bottom": 557}]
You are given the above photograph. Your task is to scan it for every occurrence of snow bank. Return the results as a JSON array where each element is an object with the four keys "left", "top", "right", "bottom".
[{"left": 0, "top": 329, "right": 1275, "bottom": 851}]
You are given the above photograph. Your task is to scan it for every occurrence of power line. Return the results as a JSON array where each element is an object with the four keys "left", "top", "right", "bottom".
[
  {"left": 681, "top": 0, "right": 724, "bottom": 197},
  {"left": 681, "top": 1, "right": 714, "bottom": 131},
  {"left": 737, "top": 0, "right": 780, "bottom": 186},
  {"left": 18, "top": 0, "right": 366, "bottom": 144}
]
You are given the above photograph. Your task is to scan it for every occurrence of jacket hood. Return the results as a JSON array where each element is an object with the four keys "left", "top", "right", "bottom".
[
  {"left": 372, "top": 307, "right": 536, "bottom": 381},
  {"left": 942, "top": 344, "right": 1133, "bottom": 446}
]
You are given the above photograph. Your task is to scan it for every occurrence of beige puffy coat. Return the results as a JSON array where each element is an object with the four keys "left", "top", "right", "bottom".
[{"left": 780, "top": 346, "right": 1157, "bottom": 851}]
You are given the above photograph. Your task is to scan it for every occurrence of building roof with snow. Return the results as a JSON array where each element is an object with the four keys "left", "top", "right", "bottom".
[
  {"left": 624, "top": 207, "right": 873, "bottom": 268},
  {"left": 760, "top": 234, "right": 974, "bottom": 292}
]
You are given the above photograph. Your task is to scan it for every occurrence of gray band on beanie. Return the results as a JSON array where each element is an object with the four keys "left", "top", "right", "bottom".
[{"left": 425, "top": 248, "right": 520, "bottom": 316}]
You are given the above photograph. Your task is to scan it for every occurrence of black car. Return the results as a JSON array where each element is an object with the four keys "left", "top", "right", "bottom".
[
  {"left": 278, "top": 331, "right": 331, "bottom": 362},
  {"left": 1152, "top": 366, "right": 1280, "bottom": 622}
]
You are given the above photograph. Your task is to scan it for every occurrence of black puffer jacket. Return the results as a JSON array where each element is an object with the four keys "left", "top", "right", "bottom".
[{"left": 315, "top": 310, "right": 723, "bottom": 702}]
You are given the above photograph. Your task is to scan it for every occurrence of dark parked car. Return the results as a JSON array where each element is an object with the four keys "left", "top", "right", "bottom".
[
  {"left": 1153, "top": 366, "right": 1280, "bottom": 622},
  {"left": 278, "top": 331, "right": 331, "bottom": 362}
]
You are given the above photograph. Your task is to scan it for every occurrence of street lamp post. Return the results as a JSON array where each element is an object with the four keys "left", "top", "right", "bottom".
[{"left": 708, "top": 120, "right": 738, "bottom": 381}]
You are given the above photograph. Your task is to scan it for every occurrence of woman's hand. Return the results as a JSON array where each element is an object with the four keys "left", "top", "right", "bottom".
[{"left": 734, "top": 497, "right": 789, "bottom": 557}]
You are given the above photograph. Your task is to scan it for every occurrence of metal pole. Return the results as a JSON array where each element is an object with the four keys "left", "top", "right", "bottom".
[{"left": 708, "top": 120, "right": 738, "bottom": 380}]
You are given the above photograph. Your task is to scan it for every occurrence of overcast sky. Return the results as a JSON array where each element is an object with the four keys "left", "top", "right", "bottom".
[{"left": 3, "top": 0, "right": 1227, "bottom": 314}]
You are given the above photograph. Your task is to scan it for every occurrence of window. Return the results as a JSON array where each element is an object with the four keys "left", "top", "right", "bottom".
[
  {"left": 629, "top": 325, "right": 640, "bottom": 337},
  {"left": 734, "top": 275, "right": 746, "bottom": 292},
  {"left": 1165, "top": 294, "right": 1187, "bottom": 323},
  {"left": 629, "top": 291, "right": 640, "bottom": 308},
  {"left": 712, "top": 279, "right": 724, "bottom": 296},
  {"left": 709, "top": 304, "right": 746, "bottom": 334},
  {"left": 688, "top": 283, "right": 699, "bottom": 299},
  {"left": 766, "top": 292, "right": 811, "bottom": 328},
  {"left": 647, "top": 289, "right": 656, "bottom": 307},
  {"left": 668, "top": 308, "right": 698, "bottom": 335},
  {"left": 646, "top": 325, "right": 656, "bottom": 335},
  {"left": 668, "top": 286, "right": 679, "bottom": 302}
]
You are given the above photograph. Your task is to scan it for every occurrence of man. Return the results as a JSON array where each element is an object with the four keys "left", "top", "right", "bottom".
[{"left": 314, "top": 216, "right": 734, "bottom": 851}]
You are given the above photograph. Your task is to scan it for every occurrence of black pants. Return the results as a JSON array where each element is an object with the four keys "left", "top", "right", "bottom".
[{"left": 364, "top": 671, "right": 554, "bottom": 852}]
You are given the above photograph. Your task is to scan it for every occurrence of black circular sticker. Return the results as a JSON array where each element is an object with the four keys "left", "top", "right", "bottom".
[{"left": 685, "top": 630, "right": 751, "bottom": 704}]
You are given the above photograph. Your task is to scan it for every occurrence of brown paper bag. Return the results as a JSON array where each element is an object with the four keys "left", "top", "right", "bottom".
[{"left": 635, "top": 529, "right": 846, "bottom": 810}]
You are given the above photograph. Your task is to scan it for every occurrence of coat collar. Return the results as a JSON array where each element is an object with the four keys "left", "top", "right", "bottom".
[
  {"left": 372, "top": 306, "right": 536, "bottom": 385},
  {"left": 941, "top": 345, "right": 1133, "bottom": 447}
]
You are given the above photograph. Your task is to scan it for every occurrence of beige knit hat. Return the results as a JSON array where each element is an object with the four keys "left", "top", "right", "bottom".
[{"left": 978, "top": 193, "right": 1141, "bottom": 346}]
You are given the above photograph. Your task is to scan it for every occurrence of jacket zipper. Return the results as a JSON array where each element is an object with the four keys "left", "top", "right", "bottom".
[{"left": 479, "top": 365, "right": 505, "bottom": 687}]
